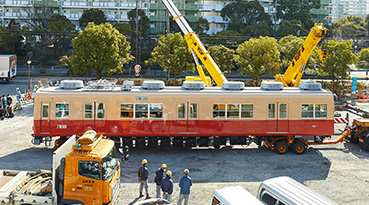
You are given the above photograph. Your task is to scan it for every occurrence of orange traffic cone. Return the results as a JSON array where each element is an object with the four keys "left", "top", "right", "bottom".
[
  {"left": 358, "top": 95, "right": 361, "bottom": 99},
  {"left": 366, "top": 95, "right": 368, "bottom": 100}
]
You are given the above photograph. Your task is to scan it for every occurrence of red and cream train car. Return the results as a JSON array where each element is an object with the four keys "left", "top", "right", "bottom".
[{"left": 32, "top": 80, "right": 334, "bottom": 154}]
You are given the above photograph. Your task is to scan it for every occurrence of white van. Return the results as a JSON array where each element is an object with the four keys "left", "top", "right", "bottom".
[
  {"left": 210, "top": 186, "right": 263, "bottom": 205},
  {"left": 257, "top": 176, "right": 337, "bottom": 205}
]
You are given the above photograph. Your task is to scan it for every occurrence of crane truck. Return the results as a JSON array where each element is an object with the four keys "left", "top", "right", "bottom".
[
  {"left": 275, "top": 23, "right": 329, "bottom": 87},
  {"left": 0, "top": 130, "right": 124, "bottom": 205},
  {"left": 161, "top": 0, "right": 227, "bottom": 87}
]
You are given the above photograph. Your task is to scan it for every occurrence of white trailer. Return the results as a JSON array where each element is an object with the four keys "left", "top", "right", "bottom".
[{"left": 0, "top": 55, "right": 16, "bottom": 82}]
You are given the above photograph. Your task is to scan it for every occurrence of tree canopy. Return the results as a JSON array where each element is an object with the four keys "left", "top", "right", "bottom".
[
  {"left": 113, "top": 22, "right": 134, "bottom": 35},
  {"left": 208, "top": 45, "right": 235, "bottom": 74},
  {"left": 356, "top": 48, "right": 369, "bottom": 69},
  {"left": 79, "top": 9, "right": 107, "bottom": 30},
  {"left": 205, "top": 30, "right": 244, "bottom": 47},
  {"left": 235, "top": 36, "right": 281, "bottom": 82},
  {"left": 145, "top": 33, "right": 195, "bottom": 80},
  {"left": 332, "top": 16, "right": 367, "bottom": 39},
  {"left": 193, "top": 17, "right": 209, "bottom": 35},
  {"left": 221, "top": 0, "right": 271, "bottom": 36},
  {"left": 318, "top": 40, "right": 358, "bottom": 83},
  {"left": 48, "top": 14, "right": 76, "bottom": 56},
  {"left": 70, "top": 23, "right": 134, "bottom": 79},
  {"left": 128, "top": 9, "right": 151, "bottom": 37},
  {"left": 277, "top": 20, "right": 309, "bottom": 37}
]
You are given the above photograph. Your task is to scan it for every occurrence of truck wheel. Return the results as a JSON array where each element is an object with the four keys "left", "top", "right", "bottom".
[
  {"left": 274, "top": 141, "right": 288, "bottom": 154},
  {"left": 292, "top": 140, "right": 306, "bottom": 154}
]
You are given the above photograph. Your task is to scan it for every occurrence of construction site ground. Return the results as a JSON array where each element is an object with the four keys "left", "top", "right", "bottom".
[{"left": 0, "top": 102, "right": 368, "bottom": 204}]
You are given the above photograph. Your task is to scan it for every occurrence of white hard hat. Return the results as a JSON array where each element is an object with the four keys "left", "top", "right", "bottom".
[{"left": 16, "top": 87, "right": 19, "bottom": 91}]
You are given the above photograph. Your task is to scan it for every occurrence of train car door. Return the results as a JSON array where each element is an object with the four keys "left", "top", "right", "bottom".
[
  {"left": 82, "top": 102, "right": 106, "bottom": 132},
  {"left": 40, "top": 102, "right": 50, "bottom": 133},
  {"left": 94, "top": 102, "right": 106, "bottom": 133},
  {"left": 266, "top": 103, "right": 289, "bottom": 134},
  {"left": 82, "top": 102, "right": 94, "bottom": 131},
  {"left": 176, "top": 102, "right": 199, "bottom": 134}
]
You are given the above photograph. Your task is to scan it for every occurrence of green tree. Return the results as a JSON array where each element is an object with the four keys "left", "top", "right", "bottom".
[
  {"left": 365, "top": 14, "right": 369, "bottom": 36},
  {"left": 208, "top": 45, "right": 235, "bottom": 74},
  {"left": 235, "top": 36, "right": 281, "bottom": 83},
  {"left": 332, "top": 16, "right": 367, "bottom": 39},
  {"left": 58, "top": 55, "right": 73, "bottom": 77},
  {"left": 278, "top": 35, "right": 319, "bottom": 73},
  {"left": 48, "top": 14, "right": 76, "bottom": 56},
  {"left": 128, "top": 9, "right": 150, "bottom": 37},
  {"left": 318, "top": 40, "right": 358, "bottom": 84},
  {"left": 79, "top": 9, "right": 106, "bottom": 30},
  {"left": 205, "top": 30, "right": 244, "bottom": 46},
  {"left": 70, "top": 23, "right": 134, "bottom": 79},
  {"left": 113, "top": 22, "right": 134, "bottom": 35},
  {"left": 276, "top": 0, "right": 319, "bottom": 32},
  {"left": 193, "top": 17, "right": 209, "bottom": 35},
  {"left": 0, "top": 21, "right": 23, "bottom": 54},
  {"left": 145, "top": 33, "right": 195, "bottom": 80},
  {"left": 277, "top": 20, "right": 309, "bottom": 37},
  {"left": 356, "top": 48, "right": 369, "bottom": 69},
  {"left": 221, "top": 0, "right": 272, "bottom": 36}
]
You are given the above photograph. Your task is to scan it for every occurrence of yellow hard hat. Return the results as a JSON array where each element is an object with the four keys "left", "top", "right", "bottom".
[
  {"left": 184, "top": 169, "right": 189, "bottom": 174},
  {"left": 166, "top": 171, "right": 172, "bottom": 177},
  {"left": 142, "top": 159, "right": 147, "bottom": 165},
  {"left": 161, "top": 164, "right": 167, "bottom": 169}
]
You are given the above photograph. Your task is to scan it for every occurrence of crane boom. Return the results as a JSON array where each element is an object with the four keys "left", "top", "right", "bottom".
[
  {"left": 161, "top": 0, "right": 227, "bottom": 86},
  {"left": 275, "top": 23, "right": 329, "bottom": 87}
]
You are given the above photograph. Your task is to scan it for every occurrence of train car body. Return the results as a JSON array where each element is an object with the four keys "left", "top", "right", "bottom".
[{"left": 32, "top": 80, "right": 334, "bottom": 154}]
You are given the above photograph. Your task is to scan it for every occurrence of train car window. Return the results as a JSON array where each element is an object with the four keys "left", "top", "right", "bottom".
[
  {"left": 241, "top": 104, "right": 253, "bottom": 119},
  {"left": 97, "top": 103, "right": 105, "bottom": 119},
  {"left": 178, "top": 103, "right": 185, "bottom": 119},
  {"left": 227, "top": 104, "right": 239, "bottom": 119},
  {"left": 85, "top": 103, "right": 93, "bottom": 119},
  {"left": 136, "top": 104, "right": 148, "bottom": 119},
  {"left": 279, "top": 104, "right": 287, "bottom": 119},
  {"left": 56, "top": 103, "right": 69, "bottom": 119},
  {"left": 268, "top": 104, "right": 275, "bottom": 119},
  {"left": 190, "top": 103, "right": 197, "bottom": 119},
  {"left": 301, "top": 104, "right": 314, "bottom": 118},
  {"left": 78, "top": 161, "right": 101, "bottom": 180},
  {"left": 213, "top": 104, "right": 225, "bottom": 119},
  {"left": 315, "top": 104, "right": 327, "bottom": 118},
  {"left": 150, "top": 104, "right": 163, "bottom": 119},
  {"left": 42, "top": 104, "right": 49, "bottom": 118},
  {"left": 121, "top": 104, "right": 133, "bottom": 118}
]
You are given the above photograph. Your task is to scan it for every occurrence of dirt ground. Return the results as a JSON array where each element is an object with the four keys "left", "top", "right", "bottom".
[{"left": 0, "top": 102, "right": 368, "bottom": 205}]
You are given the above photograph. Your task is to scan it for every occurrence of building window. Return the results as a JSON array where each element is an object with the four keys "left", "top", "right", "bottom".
[
  {"left": 150, "top": 103, "right": 163, "bottom": 119},
  {"left": 135, "top": 104, "right": 148, "bottom": 118},
  {"left": 121, "top": 104, "right": 133, "bottom": 118},
  {"left": 241, "top": 104, "right": 253, "bottom": 119},
  {"left": 56, "top": 103, "right": 69, "bottom": 119},
  {"left": 97, "top": 103, "right": 105, "bottom": 119},
  {"left": 85, "top": 103, "right": 93, "bottom": 119}
]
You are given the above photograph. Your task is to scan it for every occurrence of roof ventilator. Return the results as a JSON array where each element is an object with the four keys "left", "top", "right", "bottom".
[
  {"left": 222, "top": 82, "right": 245, "bottom": 90},
  {"left": 182, "top": 81, "right": 205, "bottom": 90},
  {"left": 60, "top": 80, "right": 84, "bottom": 89},
  {"left": 299, "top": 81, "right": 322, "bottom": 90},
  {"left": 142, "top": 81, "right": 165, "bottom": 90},
  {"left": 121, "top": 81, "right": 134, "bottom": 91},
  {"left": 261, "top": 82, "right": 284, "bottom": 90}
]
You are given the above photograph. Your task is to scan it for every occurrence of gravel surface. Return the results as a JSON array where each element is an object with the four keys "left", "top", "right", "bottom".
[{"left": 0, "top": 102, "right": 368, "bottom": 204}]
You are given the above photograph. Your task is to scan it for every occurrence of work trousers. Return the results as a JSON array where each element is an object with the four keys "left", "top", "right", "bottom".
[
  {"left": 139, "top": 179, "right": 148, "bottom": 195},
  {"left": 177, "top": 194, "right": 189, "bottom": 205},
  {"left": 156, "top": 185, "right": 161, "bottom": 198},
  {"left": 163, "top": 193, "right": 172, "bottom": 203}
]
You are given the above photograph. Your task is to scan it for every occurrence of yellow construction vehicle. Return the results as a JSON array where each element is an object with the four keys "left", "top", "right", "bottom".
[
  {"left": 0, "top": 130, "right": 127, "bottom": 205},
  {"left": 275, "top": 23, "right": 329, "bottom": 87},
  {"left": 161, "top": 0, "right": 227, "bottom": 87}
]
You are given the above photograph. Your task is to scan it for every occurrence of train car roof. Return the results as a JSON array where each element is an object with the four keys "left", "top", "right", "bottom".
[{"left": 36, "top": 85, "right": 333, "bottom": 97}]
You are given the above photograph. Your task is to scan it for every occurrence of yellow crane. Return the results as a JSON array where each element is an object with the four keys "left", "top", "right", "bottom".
[
  {"left": 161, "top": 0, "right": 227, "bottom": 87},
  {"left": 275, "top": 23, "right": 329, "bottom": 87}
]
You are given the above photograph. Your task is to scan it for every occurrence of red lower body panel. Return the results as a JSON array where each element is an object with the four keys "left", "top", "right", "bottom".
[{"left": 33, "top": 119, "right": 334, "bottom": 138}]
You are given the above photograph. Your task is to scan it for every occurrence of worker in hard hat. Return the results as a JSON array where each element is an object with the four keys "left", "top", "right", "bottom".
[
  {"left": 161, "top": 170, "right": 174, "bottom": 202},
  {"left": 138, "top": 159, "right": 151, "bottom": 199},
  {"left": 154, "top": 163, "right": 167, "bottom": 198},
  {"left": 177, "top": 169, "right": 192, "bottom": 205}
]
